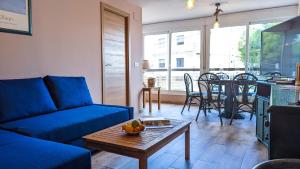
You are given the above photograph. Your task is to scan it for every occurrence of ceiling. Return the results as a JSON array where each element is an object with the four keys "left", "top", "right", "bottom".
[{"left": 128, "top": 0, "right": 299, "bottom": 24}]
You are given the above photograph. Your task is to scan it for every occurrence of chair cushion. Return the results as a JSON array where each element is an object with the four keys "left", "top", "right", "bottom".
[
  {"left": 0, "top": 105, "right": 132, "bottom": 143},
  {"left": 202, "top": 93, "right": 227, "bottom": 100},
  {"left": 0, "top": 129, "right": 91, "bottom": 169},
  {"left": 44, "top": 76, "right": 93, "bottom": 110},
  {"left": 0, "top": 78, "right": 57, "bottom": 123},
  {"left": 189, "top": 92, "right": 201, "bottom": 97}
]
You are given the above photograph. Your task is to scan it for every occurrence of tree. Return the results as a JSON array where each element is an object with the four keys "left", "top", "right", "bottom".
[{"left": 238, "top": 23, "right": 281, "bottom": 69}]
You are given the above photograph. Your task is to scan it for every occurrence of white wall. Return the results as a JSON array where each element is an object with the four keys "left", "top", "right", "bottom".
[
  {"left": 143, "top": 5, "right": 298, "bottom": 34},
  {"left": 298, "top": 0, "right": 300, "bottom": 15},
  {"left": 0, "top": 0, "right": 143, "bottom": 116}
]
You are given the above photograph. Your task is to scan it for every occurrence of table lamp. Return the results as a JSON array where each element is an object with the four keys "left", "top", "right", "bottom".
[
  {"left": 142, "top": 60, "right": 156, "bottom": 87},
  {"left": 142, "top": 60, "right": 150, "bottom": 70}
]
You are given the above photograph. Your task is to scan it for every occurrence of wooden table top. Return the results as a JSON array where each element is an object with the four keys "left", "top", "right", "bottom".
[{"left": 83, "top": 119, "right": 191, "bottom": 152}]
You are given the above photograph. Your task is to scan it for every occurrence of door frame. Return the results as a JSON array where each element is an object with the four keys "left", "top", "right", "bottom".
[{"left": 100, "top": 2, "right": 130, "bottom": 106}]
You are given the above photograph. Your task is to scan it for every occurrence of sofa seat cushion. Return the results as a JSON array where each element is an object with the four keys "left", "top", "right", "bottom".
[
  {"left": 0, "top": 129, "right": 91, "bottom": 169},
  {"left": 0, "top": 105, "right": 132, "bottom": 143},
  {"left": 44, "top": 76, "right": 93, "bottom": 110},
  {"left": 0, "top": 78, "right": 57, "bottom": 123}
]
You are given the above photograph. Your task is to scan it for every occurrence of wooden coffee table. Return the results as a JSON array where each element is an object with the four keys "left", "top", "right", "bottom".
[{"left": 83, "top": 119, "right": 191, "bottom": 169}]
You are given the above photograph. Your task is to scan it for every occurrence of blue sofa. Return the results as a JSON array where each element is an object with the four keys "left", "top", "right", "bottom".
[{"left": 0, "top": 76, "right": 134, "bottom": 169}]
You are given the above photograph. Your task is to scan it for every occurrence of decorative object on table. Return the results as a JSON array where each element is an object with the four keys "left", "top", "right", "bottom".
[
  {"left": 295, "top": 63, "right": 300, "bottom": 86},
  {"left": 0, "top": 0, "right": 32, "bottom": 35},
  {"left": 121, "top": 120, "right": 145, "bottom": 136},
  {"left": 139, "top": 117, "right": 172, "bottom": 128},
  {"left": 142, "top": 60, "right": 150, "bottom": 70},
  {"left": 142, "top": 60, "right": 150, "bottom": 87},
  {"left": 213, "top": 3, "right": 223, "bottom": 28},
  {"left": 142, "top": 59, "right": 156, "bottom": 88},
  {"left": 147, "top": 77, "right": 155, "bottom": 87}
]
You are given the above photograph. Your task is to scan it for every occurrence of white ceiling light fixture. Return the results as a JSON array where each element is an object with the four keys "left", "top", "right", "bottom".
[
  {"left": 213, "top": 3, "right": 223, "bottom": 28},
  {"left": 186, "top": 0, "right": 196, "bottom": 10}
]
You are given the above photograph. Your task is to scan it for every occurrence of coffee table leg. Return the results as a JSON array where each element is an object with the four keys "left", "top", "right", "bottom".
[
  {"left": 185, "top": 126, "right": 190, "bottom": 160},
  {"left": 139, "top": 156, "right": 148, "bottom": 169}
]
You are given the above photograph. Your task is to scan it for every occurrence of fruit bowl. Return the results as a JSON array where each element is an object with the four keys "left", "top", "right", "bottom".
[{"left": 122, "top": 120, "right": 145, "bottom": 136}]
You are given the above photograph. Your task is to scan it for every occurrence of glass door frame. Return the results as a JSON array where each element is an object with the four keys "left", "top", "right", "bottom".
[
  {"left": 205, "top": 18, "right": 288, "bottom": 75},
  {"left": 143, "top": 27, "right": 204, "bottom": 92}
]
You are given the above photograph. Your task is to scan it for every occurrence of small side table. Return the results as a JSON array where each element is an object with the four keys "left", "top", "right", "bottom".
[{"left": 142, "top": 87, "right": 161, "bottom": 113}]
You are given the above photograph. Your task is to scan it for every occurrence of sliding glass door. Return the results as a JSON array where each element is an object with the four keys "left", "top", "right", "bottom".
[
  {"left": 144, "top": 30, "right": 201, "bottom": 91},
  {"left": 209, "top": 26, "right": 246, "bottom": 77},
  {"left": 248, "top": 22, "right": 280, "bottom": 75},
  {"left": 143, "top": 20, "right": 284, "bottom": 92},
  {"left": 144, "top": 34, "right": 169, "bottom": 90},
  {"left": 170, "top": 31, "right": 201, "bottom": 91}
]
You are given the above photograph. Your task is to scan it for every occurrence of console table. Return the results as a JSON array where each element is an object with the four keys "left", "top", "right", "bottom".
[{"left": 142, "top": 87, "right": 161, "bottom": 113}]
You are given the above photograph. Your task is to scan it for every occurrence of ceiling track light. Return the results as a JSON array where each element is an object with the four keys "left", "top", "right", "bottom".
[
  {"left": 186, "top": 0, "right": 196, "bottom": 10},
  {"left": 213, "top": 3, "right": 223, "bottom": 28}
]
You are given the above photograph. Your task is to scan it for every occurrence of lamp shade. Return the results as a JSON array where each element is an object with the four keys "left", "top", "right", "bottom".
[
  {"left": 142, "top": 60, "right": 150, "bottom": 69},
  {"left": 186, "top": 0, "right": 196, "bottom": 10},
  {"left": 213, "top": 20, "right": 220, "bottom": 28}
]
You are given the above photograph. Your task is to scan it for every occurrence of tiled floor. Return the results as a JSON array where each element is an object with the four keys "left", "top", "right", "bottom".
[{"left": 92, "top": 103, "right": 267, "bottom": 169}]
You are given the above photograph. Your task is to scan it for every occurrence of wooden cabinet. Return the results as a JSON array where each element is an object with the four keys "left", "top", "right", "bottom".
[
  {"left": 256, "top": 82, "right": 300, "bottom": 159},
  {"left": 256, "top": 96, "right": 270, "bottom": 147}
]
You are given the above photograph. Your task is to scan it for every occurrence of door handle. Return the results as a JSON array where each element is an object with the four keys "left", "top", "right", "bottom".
[
  {"left": 264, "top": 121, "right": 270, "bottom": 127},
  {"left": 105, "top": 64, "right": 112, "bottom": 67}
]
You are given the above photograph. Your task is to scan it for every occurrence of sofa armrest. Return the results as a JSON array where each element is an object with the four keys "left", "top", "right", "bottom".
[{"left": 94, "top": 104, "right": 134, "bottom": 120}]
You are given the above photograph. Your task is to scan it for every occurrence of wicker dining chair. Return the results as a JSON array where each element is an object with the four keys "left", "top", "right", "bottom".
[
  {"left": 230, "top": 73, "right": 258, "bottom": 125},
  {"left": 181, "top": 73, "right": 200, "bottom": 114},
  {"left": 196, "top": 73, "right": 226, "bottom": 125},
  {"left": 216, "top": 72, "right": 230, "bottom": 80},
  {"left": 263, "top": 72, "right": 282, "bottom": 80},
  {"left": 213, "top": 72, "right": 229, "bottom": 94}
]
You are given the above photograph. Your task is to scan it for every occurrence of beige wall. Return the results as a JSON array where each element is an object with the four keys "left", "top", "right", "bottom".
[{"left": 0, "top": 0, "right": 143, "bottom": 115}]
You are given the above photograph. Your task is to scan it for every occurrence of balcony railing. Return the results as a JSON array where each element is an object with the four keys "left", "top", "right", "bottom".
[{"left": 144, "top": 67, "right": 260, "bottom": 91}]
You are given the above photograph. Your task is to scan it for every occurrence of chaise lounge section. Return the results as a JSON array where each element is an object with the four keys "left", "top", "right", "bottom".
[{"left": 0, "top": 129, "right": 91, "bottom": 169}]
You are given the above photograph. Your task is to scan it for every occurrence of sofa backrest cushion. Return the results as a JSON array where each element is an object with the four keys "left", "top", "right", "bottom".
[
  {"left": 44, "top": 76, "right": 93, "bottom": 110},
  {"left": 0, "top": 78, "right": 57, "bottom": 123}
]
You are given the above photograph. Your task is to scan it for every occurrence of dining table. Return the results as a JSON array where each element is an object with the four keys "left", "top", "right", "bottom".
[
  {"left": 195, "top": 78, "right": 245, "bottom": 119},
  {"left": 219, "top": 79, "right": 245, "bottom": 119}
]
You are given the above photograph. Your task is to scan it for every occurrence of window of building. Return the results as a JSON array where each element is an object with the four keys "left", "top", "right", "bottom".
[
  {"left": 171, "top": 31, "right": 201, "bottom": 91},
  {"left": 144, "top": 34, "right": 169, "bottom": 90},
  {"left": 159, "top": 59, "right": 166, "bottom": 68},
  {"left": 176, "top": 35, "right": 184, "bottom": 45},
  {"left": 176, "top": 58, "right": 184, "bottom": 67},
  {"left": 158, "top": 38, "right": 166, "bottom": 48},
  {"left": 144, "top": 30, "right": 201, "bottom": 91}
]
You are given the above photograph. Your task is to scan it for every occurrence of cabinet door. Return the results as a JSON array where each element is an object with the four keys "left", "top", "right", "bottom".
[
  {"left": 263, "top": 100, "right": 270, "bottom": 145},
  {"left": 256, "top": 98, "right": 264, "bottom": 141}
]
